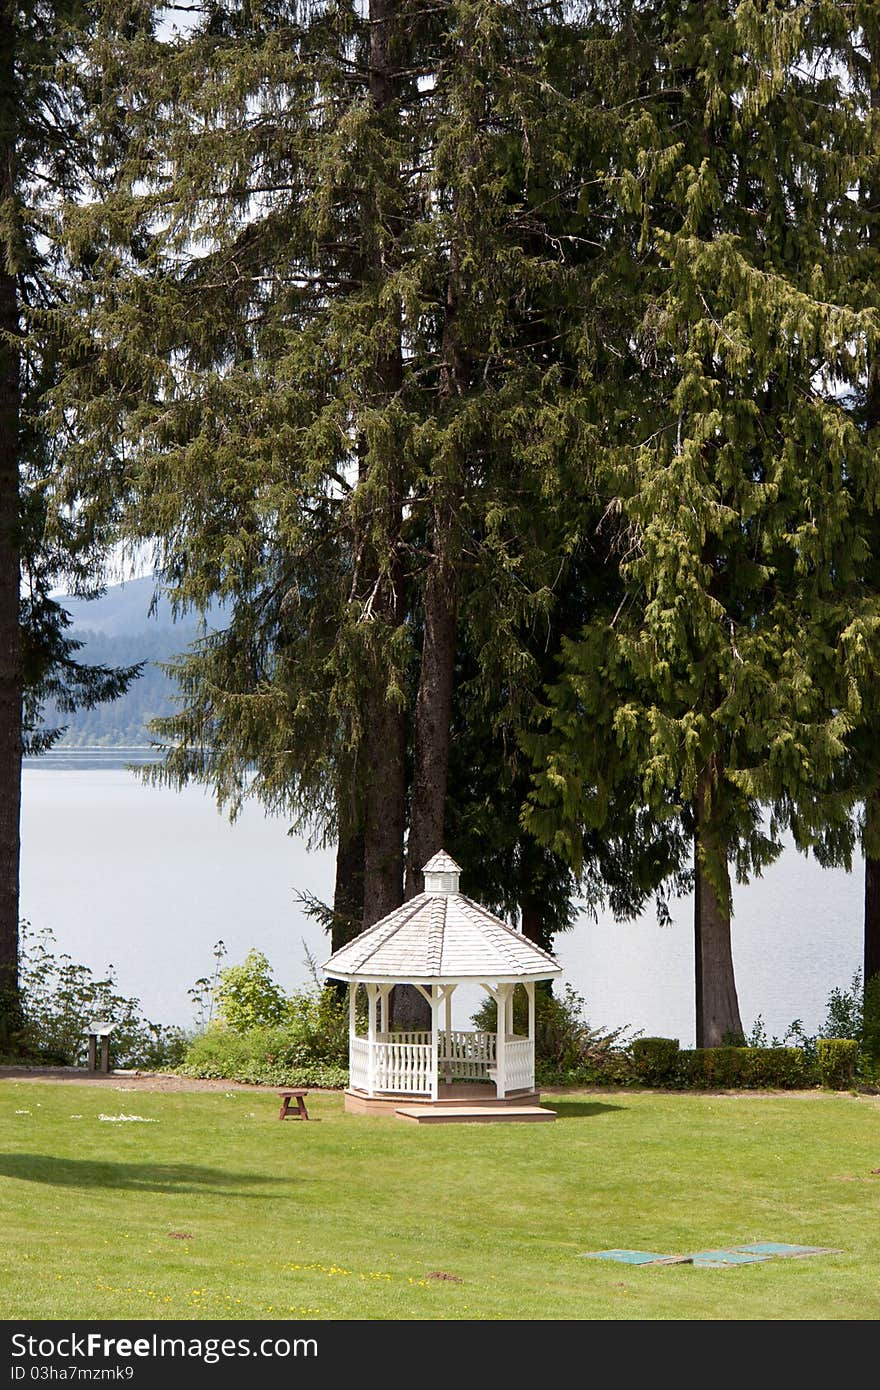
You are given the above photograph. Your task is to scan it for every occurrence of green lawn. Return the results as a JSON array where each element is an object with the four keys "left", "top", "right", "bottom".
[{"left": 1, "top": 1082, "right": 879, "bottom": 1320}]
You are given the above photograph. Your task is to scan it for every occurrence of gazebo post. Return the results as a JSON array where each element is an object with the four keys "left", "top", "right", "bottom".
[
  {"left": 526, "top": 981, "right": 536, "bottom": 1089},
  {"left": 444, "top": 985, "right": 454, "bottom": 1085},
  {"left": 430, "top": 986, "right": 440, "bottom": 1101},
  {"left": 379, "top": 984, "right": 392, "bottom": 1039},
  {"left": 495, "top": 984, "right": 509, "bottom": 1099},
  {"left": 366, "top": 984, "right": 379, "bottom": 1095}
]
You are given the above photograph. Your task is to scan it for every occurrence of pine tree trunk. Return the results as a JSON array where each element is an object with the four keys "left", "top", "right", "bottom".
[
  {"left": 404, "top": 539, "right": 457, "bottom": 897},
  {"left": 693, "top": 849, "right": 703, "bottom": 1047},
  {"left": 395, "top": 181, "right": 464, "bottom": 1031},
  {"left": 362, "top": 703, "right": 406, "bottom": 926},
  {"left": 403, "top": 221, "right": 464, "bottom": 902},
  {"left": 520, "top": 901, "right": 543, "bottom": 948},
  {"left": 521, "top": 901, "right": 553, "bottom": 999},
  {"left": 327, "top": 827, "right": 364, "bottom": 1001},
  {"left": 361, "top": 0, "right": 407, "bottom": 934},
  {"left": 0, "top": 13, "right": 22, "bottom": 1039},
  {"left": 693, "top": 768, "right": 743, "bottom": 1046},
  {"left": 865, "top": 23, "right": 880, "bottom": 1001},
  {"left": 865, "top": 797, "right": 880, "bottom": 989},
  {"left": 333, "top": 828, "right": 365, "bottom": 953}
]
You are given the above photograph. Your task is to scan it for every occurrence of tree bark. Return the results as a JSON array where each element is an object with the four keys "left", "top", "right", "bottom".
[
  {"left": 404, "top": 539, "right": 457, "bottom": 897},
  {"left": 693, "top": 768, "right": 743, "bottom": 1046},
  {"left": 0, "top": 10, "right": 22, "bottom": 1041},
  {"left": 865, "top": 796, "right": 880, "bottom": 989},
  {"left": 333, "top": 828, "right": 365, "bottom": 953},
  {"left": 362, "top": 700, "right": 406, "bottom": 926},
  {"left": 521, "top": 901, "right": 554, "bottom": 1000},
  {"left": 694, "top": 845, "right": 703, "bottom": 1047},
  {"left": 394, "top": 137, "right": 465, "bottom": 1029},
  {"left": 520, "top": 901, "right": 543, "bottom": 949},
  {"left": 325, "top": 826, "right": 365, "bottom": 1002},
  {"left": 403, "top": 214, "right": 465, "bottom": 901},
  {"left": 360, "top": 0, "right": 407, "bottom": 933},
  {"left": 865, "top": 21, "right": 880, "bottom": 999}
]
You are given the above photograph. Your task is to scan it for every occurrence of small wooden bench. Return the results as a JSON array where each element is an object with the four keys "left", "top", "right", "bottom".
[{"left": 277, "top": 1089, "right": 310, "bottom": 1121}]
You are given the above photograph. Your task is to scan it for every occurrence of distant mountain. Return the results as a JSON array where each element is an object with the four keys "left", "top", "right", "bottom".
[
  {"left": 58, "top": 573, "right": 181, "bottom": 637},
  {"left": 41, "top": 576, "right": 218, "bottom": 748}
]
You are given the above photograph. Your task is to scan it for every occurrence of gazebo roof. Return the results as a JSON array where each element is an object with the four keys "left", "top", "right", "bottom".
[
  {"left": 323, "top": 852, "right": 561, "bottom": 984},
  {"left": 421, "top": 849, "right": 461, "bottom": 875}
]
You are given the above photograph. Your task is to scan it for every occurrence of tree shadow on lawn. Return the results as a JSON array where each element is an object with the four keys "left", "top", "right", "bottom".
[
  {"left": 549, "top": 1100, "right": 627, "bottom": 1120},
  {"left": 0, "top": 1153, "right": 288, "bottom": 1197}
]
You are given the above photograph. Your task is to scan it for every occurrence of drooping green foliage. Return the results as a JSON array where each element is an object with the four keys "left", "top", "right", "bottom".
[{"left": 525, "top": 1, "right": 880, "bottom": 1041}]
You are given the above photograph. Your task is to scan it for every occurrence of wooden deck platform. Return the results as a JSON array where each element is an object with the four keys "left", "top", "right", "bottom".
[
  {"left": 344, "top": 1083, "right": 542, "bottom": 1117},
  {"left": 394, "top": 1104, "right": 556, "bottom": 1124}
]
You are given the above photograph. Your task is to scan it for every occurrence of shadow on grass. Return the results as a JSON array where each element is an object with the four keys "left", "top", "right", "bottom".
[
  {"left": 0, "top": 1153, "right": 286, "bottom": 1196},
  {"left": 549, "top": 1100, "right": 626, "bottom": 1119}
]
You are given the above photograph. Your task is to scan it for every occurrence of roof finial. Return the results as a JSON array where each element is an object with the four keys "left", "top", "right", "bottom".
[{"left": 422, "top": 850, "right": 461, "bottom": 895}]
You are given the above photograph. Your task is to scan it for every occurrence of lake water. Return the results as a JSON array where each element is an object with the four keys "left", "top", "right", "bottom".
[{"left": 20, "top": 750, "right": 865, "bottom": 1046}]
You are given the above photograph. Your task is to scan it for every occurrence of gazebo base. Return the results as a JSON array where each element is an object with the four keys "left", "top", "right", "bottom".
[
  {"left": 344, "top": 1082, "right": 543, "bottom": 1116},
  {"left": 395, "top": 1104, "right": 555, "bottom": 1124}
]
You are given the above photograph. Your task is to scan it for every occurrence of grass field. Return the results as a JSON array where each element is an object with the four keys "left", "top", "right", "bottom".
[{"left": 1, "top": 1081, "right": 879, "bottom": 1320}]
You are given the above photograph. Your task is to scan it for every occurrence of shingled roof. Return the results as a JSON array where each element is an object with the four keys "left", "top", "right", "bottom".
[{"left": 323, "top": 852, "right": 561, "bottom": 984}]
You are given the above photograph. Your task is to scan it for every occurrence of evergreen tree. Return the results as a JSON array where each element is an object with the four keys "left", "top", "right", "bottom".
[
  {"left": 0, "top": 0, "right": 141, "bottom": 1039},
  {"left": 59, "top": 1, "right": 642, "bottom": 990},
  {"left": 526, "top": 0, "right": 880, "bottom": 1044},
  {"left": 800, "top": 4, "right": 880, "bottom": 1010}
]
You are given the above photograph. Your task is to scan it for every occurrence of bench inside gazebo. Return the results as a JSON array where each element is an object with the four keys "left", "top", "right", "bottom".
[{"left": 323, "top": 852, "right": 561, "bottom": 1123}]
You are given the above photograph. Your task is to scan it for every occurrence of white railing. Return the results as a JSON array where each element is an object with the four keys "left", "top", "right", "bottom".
[
  {"left": 505, "top": 1038, "right": 534, "bottom": 1093},
  {"left": 374, "top": 1040, "right": 433, "bottom": 1095},
  {"left": 349, "top": 1035, "right": 371, "bottom": 1093},
  {"left": 377, "top": 1030, "right": 431, "bottom": 1046},
  {"left": 439, "top": 1029, "right": 496, "bottom": 1080},
  {"left": 349, "top": 1029, "right": 531, "bottom": 1096}
]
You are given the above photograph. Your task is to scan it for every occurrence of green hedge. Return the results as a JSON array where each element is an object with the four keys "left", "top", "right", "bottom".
[
  {"left": 816, "top": 1038, "right": 858, "bottom": 1089},
  {"left": 632, "top": 1037, "right": 680, "bottom": 1085},
  {"left": 675, "top": 1046, "right": 811, "bottom": 1089}
]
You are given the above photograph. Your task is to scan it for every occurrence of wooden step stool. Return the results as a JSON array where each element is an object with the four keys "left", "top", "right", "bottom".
[{"left": 277, "top": 1088, "right": 310, "bottom": 1121}]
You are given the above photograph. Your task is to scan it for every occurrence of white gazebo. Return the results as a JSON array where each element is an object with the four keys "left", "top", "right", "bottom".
[{"left": 323, "top": 851, "right": 561, "bottom": 1110}]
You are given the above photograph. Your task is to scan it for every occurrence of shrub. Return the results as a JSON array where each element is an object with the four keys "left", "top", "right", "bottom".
[
  {"left": 745, "top": 974, "right": 869, "bottom": 1076},
  {"left": 179, "top": 1023, "right": 348, "bottom": 1089},
  {"left": 180, "top": 978, "right": 351, "bottom": 1086},
  {"left": 676, "top": 1046, "right": 811, "bottom": 1089},
  {"left": 862, "top": 975, "right": 880, "bottom": 1067},
  {"left": 12, "top": 923, "right": 187, "bottom": 1070},
  {"left": 632, "top": 1037, "right": 680, "bottom": 1086},
  {"left": 283, "top": 986, "right": 350, "bottom": 1067},
  {"left": 816, "top": 1038, "right": 858, "bottom": 1089},
  {"left": 822, "top": 974, "right": 863, "bottom": 1043},
  {"left": 471, "top": 984, "right": 633, "bottom": 1084},
  {"left": 214, "top": 951, "right": 290, "bottom": 1032}
]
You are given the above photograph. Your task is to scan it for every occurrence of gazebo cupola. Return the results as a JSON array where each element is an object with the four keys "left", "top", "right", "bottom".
[
  {"left": 323, "top": 851, "right": 561, "bottom": 1107},
  {"left": 422, "top": 849, "right": 462, "bottom": 895}
]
